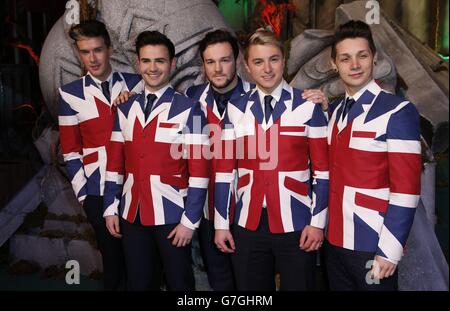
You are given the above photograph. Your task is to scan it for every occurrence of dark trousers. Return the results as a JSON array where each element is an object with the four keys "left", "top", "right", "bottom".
[
  {"left": 231, "top": 209, "right": 315, "bottom": 291},
  {"left": 83, "top": 195, "right": 126, "bottom": 290},
  {"left": 324, "top": 240, "right": 398, "bottom": 291},
  {"left": 198, "top": 217, "right": 235, "bottom": 290},
  {"left": 121, "top": 219, "right": 195, "bottom": 291}
]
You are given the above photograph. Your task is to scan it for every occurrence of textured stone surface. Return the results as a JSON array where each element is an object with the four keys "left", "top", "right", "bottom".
[
  {"left": 0, "top": 167, "right": 45, "bottom": 247},
  {"left": 67, "top": 239, "right": 103, "bottom": 275},
  {"left": 10, "top": 234, "right": 102, "bottom": 276},
  {"left": 47, "top": 187, "right": 83, "bottom": 217},
  {"left": 39, "top": 0, "right": 233, "bottom": 120},
  {"left": 10, "top": 234, "right": 68, "bottom": 268},
  {"left": 399, "top": 203, "right": 449, "bottom": 291}
]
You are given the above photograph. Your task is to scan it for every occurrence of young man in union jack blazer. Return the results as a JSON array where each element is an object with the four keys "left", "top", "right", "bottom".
[
  {"left": 214, "top": 28, "right": 330, "bottom": 291},
  {"left": 103, "top": 31, "right": 210, "bottom": 291},
  {"left": 322, "top": 20, "right": 422, "bottom": 291},
  {"left": 185, "top": 29, "right": 253, "bottom": 291},
  {"left": 58, "top": 20, "right": 141, "bottom": 290}
]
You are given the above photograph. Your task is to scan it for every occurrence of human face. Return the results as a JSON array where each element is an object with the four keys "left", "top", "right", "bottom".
[
  {"left": 202, "top": 42, "right": 237, "bottom": 90},
  {"left": 76, "top": 36, "right": 112, "bottom": 81},
  {"left": 332, "top": 37, "right": 376, "bottom": 96},
  {"left": 138, "top": 44, "right": 175, "bottom": 92},
  {"left": 245, "top": 44, "right": 284, "bottom": 94}
]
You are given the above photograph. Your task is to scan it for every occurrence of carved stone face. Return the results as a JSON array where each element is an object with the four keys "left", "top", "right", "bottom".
[{"left": 39, "top": 0, "right": 232, "bottom": 119}]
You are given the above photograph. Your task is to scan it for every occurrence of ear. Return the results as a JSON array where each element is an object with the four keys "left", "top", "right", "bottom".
[
  {"left": 108, "top": 45, "right": 113, "bottom": 56},
  {"left": 373, "top": 52, "right": 378, "bottom": 65}
]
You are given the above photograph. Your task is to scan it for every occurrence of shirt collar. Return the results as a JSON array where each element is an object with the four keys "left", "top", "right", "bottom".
[
  {"left": 345, "top": 79, "right": 376, "bottom": 102},
  {"left": 88, "top": 71, "right": 113, "bottom": 87},
  {"left": 256, "top": 79, "right": 285, "bottom": 108},
  {"left": 144, "top": 84, "right": 171, "bottom": 101}
]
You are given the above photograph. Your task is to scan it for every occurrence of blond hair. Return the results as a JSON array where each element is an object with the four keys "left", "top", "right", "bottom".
[{"left": 244, "top": 27, "right": 284, "bottom": 62}]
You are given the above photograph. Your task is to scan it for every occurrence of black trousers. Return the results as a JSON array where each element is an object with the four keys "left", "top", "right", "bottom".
[
  {"left": 231, "top": 209, "right": 315, "bottom": 291},
  {"left": 198, "top": 217, "right": 235, "bottom": 290},
  {"left": 83, "top": 195, "right": 126, "bottom": 290},
  {"left": 121, "top": 218, "right": 195, "bottom": 291},
  {"left": 324, "top": 240, "right": 398, "bottom": 291}
]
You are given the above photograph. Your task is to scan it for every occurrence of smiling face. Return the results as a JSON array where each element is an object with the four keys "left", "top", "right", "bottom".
[
  {"left": 245, "top": 43, "right": 284, "bottom": 94},
  {"left": 75, "top": 36, "right": 112, "bottom": 81},
  {"left": 202, "top": 42, "right": 237, "bottom": 90},
  {"left": 332, "top": 37, "right": 376, "bottom": 96},
  {"left": 138, "top": 44, "right": 175, "bottom": 92}
]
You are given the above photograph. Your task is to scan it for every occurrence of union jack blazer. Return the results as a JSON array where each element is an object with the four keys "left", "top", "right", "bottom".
[
  {"left": 103, "top": 86, "right": 210, "bottom": 229},
  {"left": 185, "top": 77, "right": 253, "bottom": 221},
  {"left": 214, "top": 80, "right": 329, "bottom": 233},
  {"left": 58, "top": 72, "right": 142, "bottom": 203},
  {"left": 326, "top": 80, "right": 422, "bottom": 264}
]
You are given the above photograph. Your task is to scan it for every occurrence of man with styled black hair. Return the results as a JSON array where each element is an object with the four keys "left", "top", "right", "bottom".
[{"left": 104, "top": 30, "right": 210, "bottom": 291}]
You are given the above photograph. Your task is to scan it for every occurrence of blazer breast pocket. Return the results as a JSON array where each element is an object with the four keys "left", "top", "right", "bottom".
[
  {"left": 349, "top": 130, "right": 385, "bottom": 152},
  {"left": 155, "top": 122, "right": 182, "bottom": 143},
  {"left": 279, "top": 126, "right": 306, "bottom": 137}
]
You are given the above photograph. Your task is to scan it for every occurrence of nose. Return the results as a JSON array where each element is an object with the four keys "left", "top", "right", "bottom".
[
  {"left": 214, "top": 62, "right": 222, "bottom": 72},
  {"left": 350, "top": 57, "right": 360, "bottom": 70},
  {"left": 149, "top": 61, "right": 157, "bottom": 71},
  {"left": 263, "top": 61, "right": 272, "bottom": 73},
  {"left": 89, "top": 51, "right": 96, "bottom": 63}
]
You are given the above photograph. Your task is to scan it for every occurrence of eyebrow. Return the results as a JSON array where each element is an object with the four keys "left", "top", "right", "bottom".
[
  {"left": 338, "top": 50, "right": 370, "bottom": 57},
  {"left": 251, "top": 54, "right": 281, "bottom": 61},
  {"left": 205, "top": 56, "right": 231, "bottom": 61},
  {"left": 140, "top": 57, "right": 168, "bottom": 61}
]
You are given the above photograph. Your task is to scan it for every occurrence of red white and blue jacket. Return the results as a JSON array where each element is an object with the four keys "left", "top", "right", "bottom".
[
  {"left": 214, "top": 81, "right": 329, "bottom": 233},
  {"left": 185, "top": 78, "right": 253, "bottom": 221},
  {"left": 103, "top": 86, "right": 210, "bottom": 229},
  {"left": 326, "top": 80, "right": 422, "bottom": 264},
  {"left": 58, "top": 72, "right": 142, "bottom": 203}
]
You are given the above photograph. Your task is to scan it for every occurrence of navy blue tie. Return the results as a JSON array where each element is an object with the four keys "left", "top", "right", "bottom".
[
  {"left": 144, "top": 93, "right": 157, "bottom": 121},
  {"left": 216, "top": 94, "right": 227, "bottom": 117},
  {"left": 100, "top": 81, "right": 110, "bottom": 102},
  {"left": 264, "top": 95, "right": 273, "bottom": 124},
  {"left": 342, "top": 97, "right": 355, "bottom": 120}
]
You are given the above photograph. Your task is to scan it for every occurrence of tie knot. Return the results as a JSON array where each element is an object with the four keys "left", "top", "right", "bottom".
[
  {"left": 100, "top": 81, "right": 110, "bottom": 101},
  {"left": 264, "top": 95, "right": 273, "bottom": 124},
  {"left": 346, "top": 97, "right": 355, "bottom": 107},
  {"left": 147, "top": 93, "right": 157, "bottom": 105},
  {"left": 144, "top": 93, "right": 157, "bottom": 121},
  {"left": 264, "top": 95, "right": 273, "bottom": 107},
  {"left": 342, "top": 97, "right": 355, "bottom": 120}
]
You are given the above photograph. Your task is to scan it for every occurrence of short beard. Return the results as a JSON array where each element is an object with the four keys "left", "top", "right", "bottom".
[{"left": 210, "top": 68, "right": 236, "bottom": 91}]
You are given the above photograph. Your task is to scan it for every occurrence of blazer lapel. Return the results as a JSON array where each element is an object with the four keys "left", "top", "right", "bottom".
[
  {"left": 84, "top": 74, "right": 109, "bottom": 106},
  {"left": 110, "top": 72, "right": 124, "bottom": 104},
  {"left": 136, "top": 93, "right": 146, "bottom": 128},
  {"left": 203, "top": 85, "right": 222, "bottom": 120},
  {"left": 249, "top": 90, "right": 264, "bottom": 128},
  {"left": 145, "top": 87, "right": 173, "bottom": 126},
  {"left": 269, "top": 88, "right": 289, "bottom": 128},
  {"left": 338, "top": 89, "right": 377, "bottom": 133}
]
